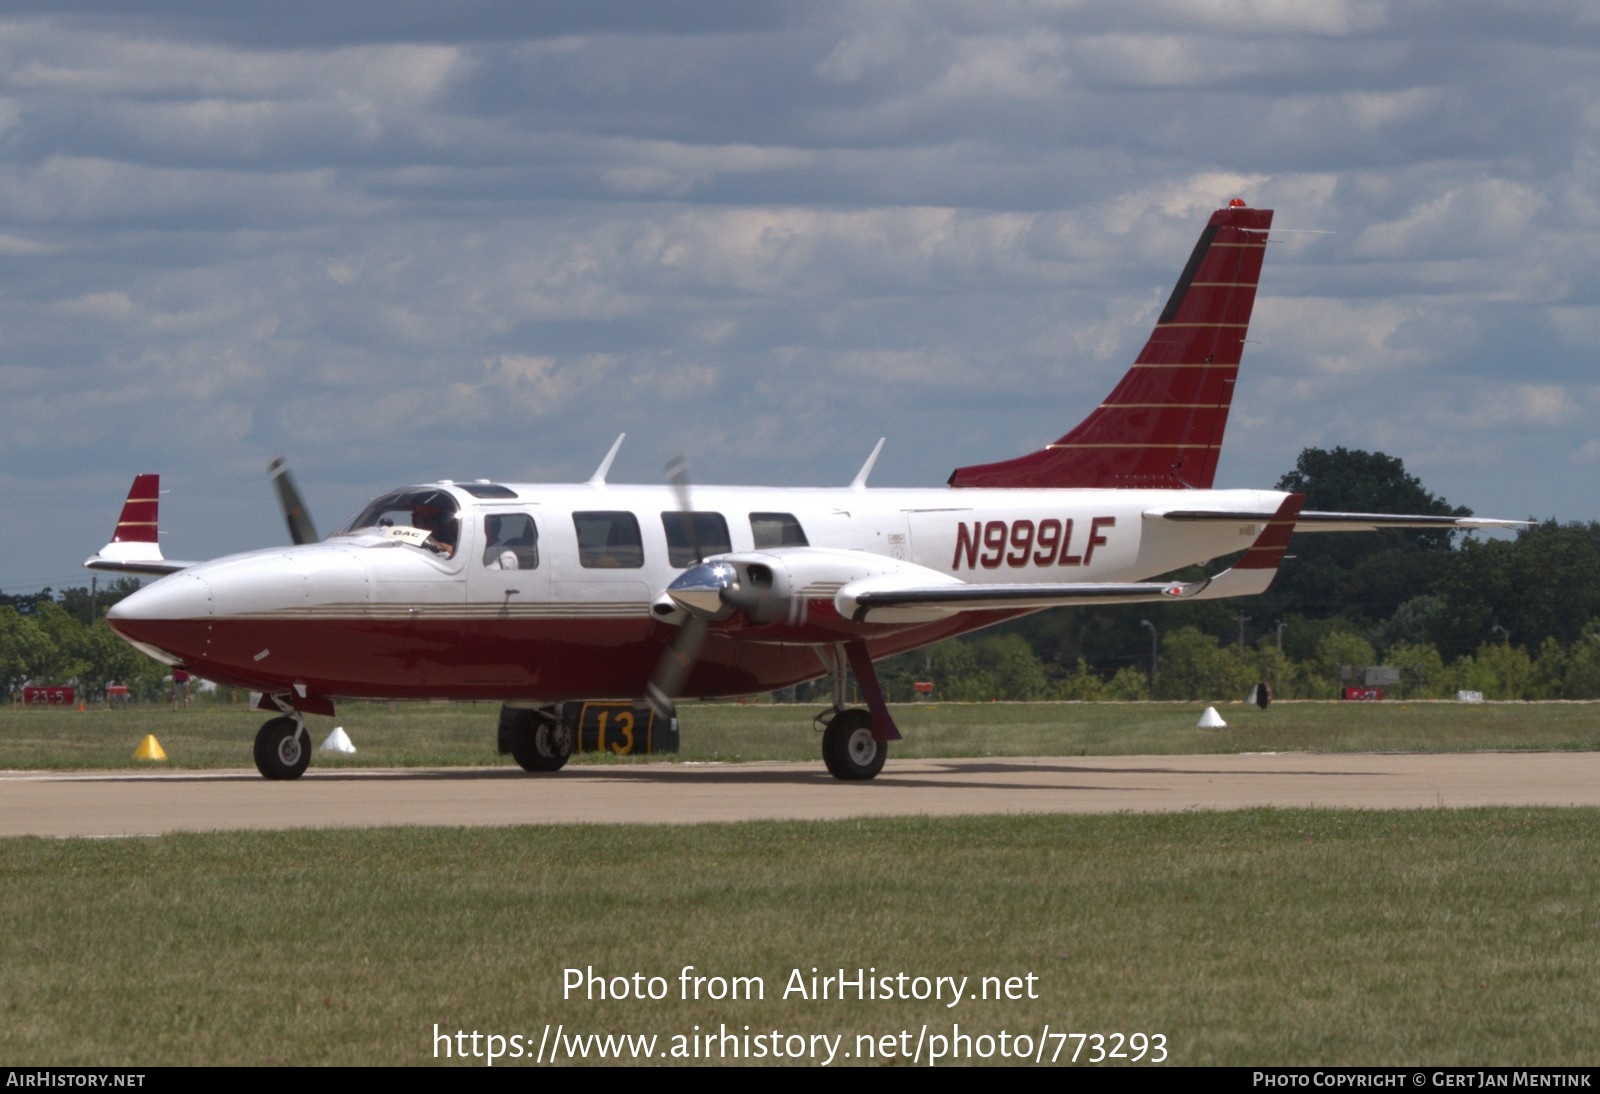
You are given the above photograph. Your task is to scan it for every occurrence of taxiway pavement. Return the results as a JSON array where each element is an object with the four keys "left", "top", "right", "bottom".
[{"left": 4, "top": 751, "right": 1599, "bottom": 837}]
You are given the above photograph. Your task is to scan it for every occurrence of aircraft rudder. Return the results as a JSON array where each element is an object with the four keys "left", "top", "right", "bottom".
[{"left": 112, "top": 474, "right": 160, "bottom": 544}]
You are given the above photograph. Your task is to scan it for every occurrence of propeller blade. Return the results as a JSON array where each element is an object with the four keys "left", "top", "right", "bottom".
[
  {"left": 648, "top": 454, "right": 710, "bottom": 717},
  {"left": 665, "top": 453, "right": 706, "bottom": 565},
  {"left": 646, "top": 616, "right": 708, "bottom": 718},
  {"left": 268, "top": 456, "right": 319, "bottom": 545}
]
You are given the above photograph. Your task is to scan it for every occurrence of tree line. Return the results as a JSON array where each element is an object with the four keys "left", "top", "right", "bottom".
[{"left": 0, "top": 579, "right": 171, "bottom": 702}]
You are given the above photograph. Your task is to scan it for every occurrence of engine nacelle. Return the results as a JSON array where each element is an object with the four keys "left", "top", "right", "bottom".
[{"left": 657, "top": 547, "right": 960, "bottom": 635}]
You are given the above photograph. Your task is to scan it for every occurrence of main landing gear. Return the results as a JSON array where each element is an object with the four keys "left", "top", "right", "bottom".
[
  {"left": 253, "top": 714, "right": 311, "bottom": 780},
  {"left": 499, "top": 706, "right": 574, "bottom": 773},
  {"left": 819, "top": 708, "right": 887, "bottom": 781},
  {"left": 814, "top": 641, "right": 901, "bottom": 782}
]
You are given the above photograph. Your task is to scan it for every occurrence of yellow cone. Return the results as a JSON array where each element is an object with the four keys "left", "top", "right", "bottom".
[{"left": 133, "top": 734, "right": 168, "bottom": 762}]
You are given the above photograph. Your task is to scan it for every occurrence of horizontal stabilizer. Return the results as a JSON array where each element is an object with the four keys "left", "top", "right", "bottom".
[
  {"left": 1293, "top": 511, "right": 1526, "bottom": 533},
  {"left": 83, "top": 556, "right": 193, "bottom": 576},
  {"left": 1145, "top": 507, "right": 1526, "bottom": 533}
]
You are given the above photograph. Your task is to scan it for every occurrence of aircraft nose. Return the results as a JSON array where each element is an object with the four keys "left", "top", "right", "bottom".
[
  {"left": 108, "top": 573, "right": 214, "bottom": 625},
  {"left": 106, "top": 573, "right": 214, "bottom": 662}
]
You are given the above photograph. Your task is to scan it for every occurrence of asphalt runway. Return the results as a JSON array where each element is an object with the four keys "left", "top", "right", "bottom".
[{"left": 4, "top": 751, "right": 1600, "bottom": 837}]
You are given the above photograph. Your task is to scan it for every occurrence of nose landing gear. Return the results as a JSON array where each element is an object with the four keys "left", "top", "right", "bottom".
[{"left": 254, "top": 714, "right": 311, "bottom": 780}]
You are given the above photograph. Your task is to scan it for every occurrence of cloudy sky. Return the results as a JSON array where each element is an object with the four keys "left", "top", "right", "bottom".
[{"left": 4, "top": 0, "right": 1597, "bottom": 594}]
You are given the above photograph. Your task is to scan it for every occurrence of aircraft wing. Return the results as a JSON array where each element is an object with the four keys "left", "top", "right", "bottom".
[
  {"left": 841, "top": 495, "right": 1303, "bottom": 623},
  {"left": 1144, "top": 507, "right": 1524, "bottom": 532},
  {"left": 83, "top": 474, "right": 198, "bottom": 576}
]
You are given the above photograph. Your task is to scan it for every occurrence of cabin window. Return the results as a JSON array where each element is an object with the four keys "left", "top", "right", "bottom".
[
  {"left": 483, "top": 513, "right": 539, "bottom": 570},
  {"left": 750, "top": 512, "right": 808, "bottom": 549},
  {"left": 573, "top": 511, "right": 644, "bottom": 569},
  {"left": 661, "top": 512, "right": 732, "bottom": 567}
]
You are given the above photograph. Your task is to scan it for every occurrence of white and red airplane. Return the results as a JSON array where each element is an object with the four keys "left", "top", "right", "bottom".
[{"left": 86, "top": 201, "right": 1516, "bottom": 782}]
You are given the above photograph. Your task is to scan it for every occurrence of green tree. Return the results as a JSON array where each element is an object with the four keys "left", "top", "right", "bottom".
[
  {"left": 1556, "top": 623, "right": 1600, "bottom": 699},
  {"left": 967, "top": 634, "right": 1051, "bottom": 700},
  {"left": 1303, "top": 630, "right": 1378, "bottom": 698},
  {"left": 1263, "top": 447, "right": 1468, "bottom": 626},
  {"left": 1247, "top": 643, "right": 1299, "bottom": 699},
  {"left": 0, "top": 607, "right": 57, "bottom": 689},
  {"left": 1385, "top": 640, "right": 1448, "bottom": 699},
  {"left": 1103, "top": 665, "right": 1151, "bottom": 701},
  {"left": 55, "top": 578, "right": 146, "bottom": 625},
  {"left": 32, "top": 603, "right": 90, "bottom": 683},
  {"left": 1055, "top": 658, "right": 1108, "bottom": 701},
  {"left": 1447, "top": 641, "right": 1538, "bottom": 700},
  {"left": 1155, "top": 627, "right": 1255, "bottom": 701},
  {"left": 71, "top": 620, "right": 158, "bottom": 697},
  {"left": 1433, "top": 522, "right": 1600, "bottom": 658}
]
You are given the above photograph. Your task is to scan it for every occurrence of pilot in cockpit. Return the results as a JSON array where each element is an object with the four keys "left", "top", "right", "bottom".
[{"left": 413, "top": 504, "right": 458, "bottom": 558}]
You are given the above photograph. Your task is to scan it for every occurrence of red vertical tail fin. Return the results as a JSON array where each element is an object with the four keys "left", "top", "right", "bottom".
[
  {"left": 950, "top": 201, "right": 1273, "bottom": 489},
  {"left": 112, "top": 474, "right": 160, "bottom": 544}
]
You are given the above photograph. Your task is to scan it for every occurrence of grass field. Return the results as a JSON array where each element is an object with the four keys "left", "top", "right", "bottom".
[
  {"left": 4, "top": 697, "right": 1599, "bottom": 772},
  {"left": 5, "top": 700, "right": 1599, "bottom": 1067},
  {"left": 4, "top": 810, "right": 1597, "bottom": 1066}
]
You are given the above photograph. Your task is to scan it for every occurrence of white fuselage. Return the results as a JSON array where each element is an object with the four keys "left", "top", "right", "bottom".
[{"left": 108, "top": 480, "right": 1290, "bottom": 702}]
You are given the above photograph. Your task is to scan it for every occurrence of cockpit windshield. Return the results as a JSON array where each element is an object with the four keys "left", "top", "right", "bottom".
[{"left": 334, "top": 488, "right": 462, "bottom": 557}]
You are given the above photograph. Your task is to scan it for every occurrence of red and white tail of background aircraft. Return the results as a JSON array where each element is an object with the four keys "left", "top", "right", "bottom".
[{"left": 87, "top": 201, "right": 1519, "bottom": 781}]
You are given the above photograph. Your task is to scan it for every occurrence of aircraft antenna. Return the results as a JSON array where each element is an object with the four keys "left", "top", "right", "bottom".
[
  {"left": 850, "top": 438, "right": 886, "bottom": 491},
  {"left": 587, "top": 433, "right": 626, "bottom": 486}
]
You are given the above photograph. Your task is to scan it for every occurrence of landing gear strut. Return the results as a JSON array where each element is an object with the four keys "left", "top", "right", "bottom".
[
  {"left": 821, "top": 708, "right": 887, "bottom": 781},
  {"left": 500, "top": 706, "right": 574, "bottom": 773},
  {"left": 814, "top": 640, "right": 900, "bottom": 781},
  {"left": 254, "top": 714, "right": 310, "bottom": 780}
]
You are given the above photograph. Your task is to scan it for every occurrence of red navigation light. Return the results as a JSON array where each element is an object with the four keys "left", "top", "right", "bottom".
[{"left": 1228, "top": 198, "right": 1248, "bottom": 208}]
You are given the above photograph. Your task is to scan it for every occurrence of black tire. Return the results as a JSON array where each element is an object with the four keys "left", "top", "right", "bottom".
[
  {"left": 509, "top": 711, "right": 573, "bottom": 773},
  {"left": 254, "top": 716, "right": 310, "bottom": 780},
  {"left": 822, "top": 709, "right": 887, "bottom": 781}
]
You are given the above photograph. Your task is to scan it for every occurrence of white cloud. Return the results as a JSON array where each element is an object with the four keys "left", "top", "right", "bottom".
[
  {"left": 0, "top": 156, "right": 368, "bottom": 225},
  {"left": 57, "top": 291, "right": 134, "bottom": 320},
  {"left": 1250, "top": 296, "right": 1444, "bottom": 380},
  {"left": 481, "top": 353, "right": 624, "bottom": 415},
  {"left": 1138, "top": 0, "right": 1391, "bottom": 35},
  {"left": 0, "top": 232, "right": 53, "bottom": 255},
  {"left": 1350, "top": 179, "right": 1548, "bottom": 261},
  {"left": 929, "top": 30, "right": 1068, "bottom": 99},
  {"left": 1425, "top": 383, "right": 1585, "bottom": 430}
]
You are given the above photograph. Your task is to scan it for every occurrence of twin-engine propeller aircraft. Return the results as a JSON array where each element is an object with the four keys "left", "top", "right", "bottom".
[{"left": 87, "top": 201, "right": 1517, "bottom": 782}]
